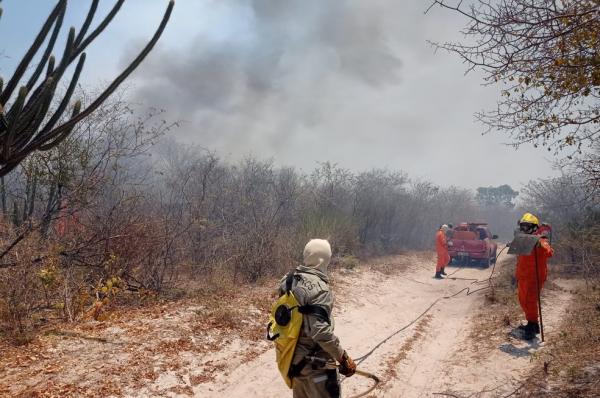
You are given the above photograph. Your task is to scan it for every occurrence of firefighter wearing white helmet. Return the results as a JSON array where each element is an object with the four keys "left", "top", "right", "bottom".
[{"left": 271, "top": 239, "right": 356, "bottom": 398}]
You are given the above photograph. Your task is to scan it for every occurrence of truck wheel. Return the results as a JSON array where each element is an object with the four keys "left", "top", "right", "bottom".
[{"left": 491, "top": 249, "right": 497, "bottom": 264}]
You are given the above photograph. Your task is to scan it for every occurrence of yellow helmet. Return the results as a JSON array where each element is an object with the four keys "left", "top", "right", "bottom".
[{"left": 519, "top": 213, "right": 539, "bottom": 226}]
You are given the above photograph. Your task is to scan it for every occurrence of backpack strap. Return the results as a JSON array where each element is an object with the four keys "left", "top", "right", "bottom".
[
  {"left": 286, "top": 270, "right": 331, "bottom": 324},
  {"left": 284, "top": 271, "right": 296, "bottom": 294},
  {"left": 298, "top": 304, "right": 331, "bottom": 325}
]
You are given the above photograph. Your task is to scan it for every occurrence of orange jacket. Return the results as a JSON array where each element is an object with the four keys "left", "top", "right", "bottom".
[
  {"left": 436, "top": 230, "right": 447, "bottom": 252},
  {"left": 436, "top": 230, "right": 450, "bottom": 266},
  {"left": 516, "top": 238, "right": 553, "bottom": 281}
]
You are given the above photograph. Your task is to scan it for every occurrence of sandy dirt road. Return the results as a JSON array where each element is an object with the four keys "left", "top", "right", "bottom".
[
  {"left": 0, "top": 251, "right": 573, "bottom": 397},
  {"left": 192, "top": 251, "right": 573, "bottom": 398}
]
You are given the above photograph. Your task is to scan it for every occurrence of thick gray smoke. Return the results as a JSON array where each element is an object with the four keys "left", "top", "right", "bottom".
[
  {"left": 132, "top": 1, "right": 403, "bottom": 157},
  {"left": 129, "top": 0, "right": 556, "bottom": 189}
]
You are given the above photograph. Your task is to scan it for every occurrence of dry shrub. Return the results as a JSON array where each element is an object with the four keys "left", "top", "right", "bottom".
[
  {"left": 204, "top": 306, "right": 240, "bottom": 330},
  {"left": 0, "top": 229, "right": 49, "bottom": 343},
  {"left": 296, "top": 210, "right": 360, "bottom": 258},
  {"left": 337, "top": 255, "right": 360, "bottom": 271}
]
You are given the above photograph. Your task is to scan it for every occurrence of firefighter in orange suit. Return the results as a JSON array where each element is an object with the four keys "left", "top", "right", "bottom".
[
  {"left": 515, "top": 213, "right": 554, "bottom": 340},
  {"left": 435, "top": 225, "right": 450, "bottom": 279}
]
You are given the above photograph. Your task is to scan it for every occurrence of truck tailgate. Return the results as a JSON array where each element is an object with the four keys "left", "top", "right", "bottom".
[{"left": 449, "top": 239, "right": 486, "bottom": 253}]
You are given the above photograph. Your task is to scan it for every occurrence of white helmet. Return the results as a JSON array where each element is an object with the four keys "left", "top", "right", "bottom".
[{"left": 303, "top": 239, "right": 332, "bottom": 273}]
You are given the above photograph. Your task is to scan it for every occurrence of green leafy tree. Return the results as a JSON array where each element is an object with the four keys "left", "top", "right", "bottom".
[{"left": 476, "top": 184, "right": 519, "bottom": 208}]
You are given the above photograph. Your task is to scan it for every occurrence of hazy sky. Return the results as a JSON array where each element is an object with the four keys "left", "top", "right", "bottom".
[{"left": 0, "top": 1, "right": 560, "bottom": 190}]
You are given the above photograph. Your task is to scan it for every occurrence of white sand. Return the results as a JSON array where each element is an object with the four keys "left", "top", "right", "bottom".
[{"left": 191, "top": 251, "right": 574, "bottom": 397}]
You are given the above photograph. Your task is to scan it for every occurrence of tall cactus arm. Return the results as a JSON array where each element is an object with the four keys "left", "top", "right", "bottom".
[
  {"left": 40, "top": 0, "right": 175, "bottom": 148},
  {"left": 38, "top": 54, "right": 86, "bottom": 141},
  {"left": 70, "top": 0, "right": 125, "bottom": 63},
  {"left": 46, "top": 56, "right": 56, "bottom": 77},
  {"left": 2, "top": 87, "right": 28, "bottom": 161},
  {"left": 25, "top": 3, "right": 66, "bottom": 92},
  {"left": 39, "top": 101, "right": 81, "bottom": 151},
  {"left": 0, "top": 0, "right": 175, "bottom": 178},
  {"left": 0, "top": 0, "right": 66, "bottom": 106},
  {"left": 73, "top": 0, "right": 100, "bottom": 48},
  {"left": 11, "top": 78, "right": 56, "bottom": 153},
  {"left": 54, "top": 27, "right": 77, "bottom": 75},
  {"left": 4, "top": 86, "right": 28, "bottom": 131}
]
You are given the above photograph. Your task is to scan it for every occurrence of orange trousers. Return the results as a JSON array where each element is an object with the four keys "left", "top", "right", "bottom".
[
  {"left": 435, "top": 230, "right": 450, "bottom": 272},
  {"left": 517, "top": 277, "right": 545, "bottom": 322},
  {"left": 436, "top": 250, "right": 450, "bottom": 272}
]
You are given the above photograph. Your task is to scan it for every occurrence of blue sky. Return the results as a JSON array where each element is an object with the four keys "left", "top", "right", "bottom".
[
  {"left": 1, "top": 1, "right": 215, "bottom": 80},
  {"left": 0, "top": 1, "right": 560, "bottom": 190}
]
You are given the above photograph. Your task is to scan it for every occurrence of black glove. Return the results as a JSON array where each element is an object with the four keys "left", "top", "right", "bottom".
[{"left": 338, "top": 351, "right": 356, "bottom": 377}]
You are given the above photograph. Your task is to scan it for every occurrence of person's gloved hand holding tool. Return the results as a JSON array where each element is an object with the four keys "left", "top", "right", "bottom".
[{"left": 338, "top": 351, "right": 357, "bottom": 377}]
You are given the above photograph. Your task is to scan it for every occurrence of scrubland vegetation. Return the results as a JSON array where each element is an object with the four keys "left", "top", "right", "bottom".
[
  {"left": 1, "top": 95, "right": 598, "bottom": 349},
  {"left": 0, "top": 93, "right": 528, "bottom": 343}
]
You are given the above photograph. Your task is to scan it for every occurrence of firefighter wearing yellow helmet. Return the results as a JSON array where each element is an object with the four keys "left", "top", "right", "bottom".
[{"left": 515, "top": 212, "right": 554, "bottom": 340}]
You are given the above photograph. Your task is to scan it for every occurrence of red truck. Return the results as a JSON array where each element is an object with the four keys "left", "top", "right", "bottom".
[{"left": 447, "top": 222, "right": 498, "bottom": 267}]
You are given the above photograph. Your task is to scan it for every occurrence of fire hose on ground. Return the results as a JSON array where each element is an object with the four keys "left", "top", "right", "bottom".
[{"left": 336, "top": 245, "right": 510, "bottom": 396}]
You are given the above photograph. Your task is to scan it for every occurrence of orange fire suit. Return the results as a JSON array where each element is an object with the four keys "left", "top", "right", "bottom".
[
  {"left": 436, "top": 230, "right": 450, "bottom": 272},
  {"left": 516, "top": 238, "right": 553, "bottom": 322}
]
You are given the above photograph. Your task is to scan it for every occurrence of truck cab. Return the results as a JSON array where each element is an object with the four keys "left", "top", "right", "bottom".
[{"left": 447, "top": 222, "right": 498, "bottom": 267}]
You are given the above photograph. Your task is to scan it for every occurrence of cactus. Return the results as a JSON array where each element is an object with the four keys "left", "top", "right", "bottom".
[{"left": 0, "top": 0, "right": 175, "bottom": 177}]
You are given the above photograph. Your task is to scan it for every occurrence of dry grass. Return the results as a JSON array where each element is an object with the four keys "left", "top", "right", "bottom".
[
  {"left": 383, "top": 314, "right": 433, "bottom": 381},
  {"left": 467, "top": 254, "right": 600, "bottom": 397},
  {"left": 0, "top": 271, "right": 277, "bottom": 397},
  {"left": 519, "top": 287, "right": 600, "bottom": 397},
  {"left": 468, "top": 261, "right": 522, "bottom": 353}
]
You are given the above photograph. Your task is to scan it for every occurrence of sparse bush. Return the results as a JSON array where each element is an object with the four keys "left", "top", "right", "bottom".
[
  {"left": 0, "top": 101, "right": 538, "bottom": 342},
  {"left": 337, "top": 255, "right": 360, "bottom": 270}
]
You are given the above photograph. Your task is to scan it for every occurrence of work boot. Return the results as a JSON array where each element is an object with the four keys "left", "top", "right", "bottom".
[
  {"left": 528, "top": 321, "right": 540, "bottom": 334},
  {"left": 521, "top": 327, "right": 536, "bottom": 341},
  {"left": 440, "top": 268, "right": 447, "bottom": 276},
  {"left": 516, "top": 321, "right": 539, "bottom": 340},
  {"left": 518, "top": 321, "right": 540, "bottom": 334},
  {"left": 434, "top": 272, "right": 443, "bottom": 279}
]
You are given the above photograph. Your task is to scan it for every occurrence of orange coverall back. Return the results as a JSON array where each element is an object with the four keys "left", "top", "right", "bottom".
[
  {"left": 436, "top": 229, "right": 450, "bottom": 272},
  {"left": 516, "top": 238, "right": 554, "bottom": 322}
]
